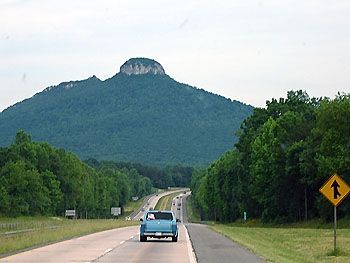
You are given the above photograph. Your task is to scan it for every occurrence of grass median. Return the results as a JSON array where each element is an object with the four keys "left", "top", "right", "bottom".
[
  {"left": 124, "top": 197, "right": 147, "bottom": 216},
  {"left": 0, "top": 217, "right": 138, "bottom": 257},
  {"left": 155, "top": 191, "right": 183, "bottom": 211},
  {"left": 210, "top": 220, "right": 350, "bottom": 263}
]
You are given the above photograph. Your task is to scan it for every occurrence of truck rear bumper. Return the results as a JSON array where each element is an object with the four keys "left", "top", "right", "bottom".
[{"left": 143, "top": 232, "right": 176, "bottom": 237}]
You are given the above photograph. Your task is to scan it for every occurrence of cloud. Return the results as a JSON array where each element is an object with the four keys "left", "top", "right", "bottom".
[{"left": 0, "top": 0, "right": 350, "bottom": 111}]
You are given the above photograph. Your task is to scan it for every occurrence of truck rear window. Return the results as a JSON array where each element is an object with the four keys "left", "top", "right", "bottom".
[{"left": 146, "top": 212, "right": 173, "bottom": 220}]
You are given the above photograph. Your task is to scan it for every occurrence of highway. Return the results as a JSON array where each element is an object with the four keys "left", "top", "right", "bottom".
[
  {"left": 1, "top": 190, "right": 263, "bottom": 263},
  {"left": 0, "top": 190, "right": 195, "bottom": 263},
  {"left": 181, "top": 195, "right": 263, "bottom": 263},
  {"left": 132, "top": 189, "right": 186, "bottom": 220}
]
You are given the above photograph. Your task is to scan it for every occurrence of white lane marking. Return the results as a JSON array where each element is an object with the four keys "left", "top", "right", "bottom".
[
  {"left": 184, "top": 225, "right": 197, "bottom": 263},
  {"left": 120, "top": 240, "right": 125, "bottom": 245},
  {"left": 104, "top": 248, "right": 112, "bottom": 253},
  {"left": 130, "top": 235, "right": 134, "bottom": 239}
]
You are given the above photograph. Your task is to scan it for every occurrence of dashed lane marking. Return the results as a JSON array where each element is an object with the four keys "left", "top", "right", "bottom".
[{"left": 104, "top": 248, "right": 112, "bottom": 253}]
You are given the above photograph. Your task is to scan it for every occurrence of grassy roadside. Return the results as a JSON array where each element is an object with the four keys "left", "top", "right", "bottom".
[
  {"left": 185, "top": 196, "right": 201, "bottom": 223},
  {"left": 186, "top": 199, "right": 350, "bottom": 262},
  {"left": 211, "top": 222, "right": 350, "bottom": 263},
  {"left": 1, "top": 190, "right": 169, "bottom": 257},
  {"left": 124, "top": 197, "right": 147, "bottom": 216},
  {"left": 155, "top": 191, "right": 183, "bottom": 211},
  {"left": 0, "top": 217, "right": 138, "bottom": 256}
]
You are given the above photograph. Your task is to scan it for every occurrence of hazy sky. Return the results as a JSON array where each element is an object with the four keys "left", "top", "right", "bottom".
[{"left": 1, "top": 0, "right": 349, "bottom": 112}]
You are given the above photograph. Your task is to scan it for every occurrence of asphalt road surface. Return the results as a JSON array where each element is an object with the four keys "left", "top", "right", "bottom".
[
  {"left": 95, "top": 224, "right": 194, "bottom": 263},
  {"left": 0, "top": 191, "right": 195, "bottom": 263},
  {"left": 132, "top": 189, "right": 187, "bottom": 220},
  {"left": 1, "top": 190, "right": 263, "bottom": 263},
  {"left": 186, "top": 224, "right": 263, "bottom": 263},
  {"left": 181, "top": 195, "right": 264, "bottom": 263}
]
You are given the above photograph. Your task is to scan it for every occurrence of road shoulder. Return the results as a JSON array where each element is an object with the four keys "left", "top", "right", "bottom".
[{"left": 186, "top": 223, "right": 264, "bottom": 263}]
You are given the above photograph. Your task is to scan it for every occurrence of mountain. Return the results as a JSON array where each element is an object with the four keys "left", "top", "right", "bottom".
[{"left": 0, "top": 58, "right": 253, "bottom": 166}]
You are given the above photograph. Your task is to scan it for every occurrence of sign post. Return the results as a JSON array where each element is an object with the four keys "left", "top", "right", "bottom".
[
  {"left": 334, "top": 206, "right": 337, "bottom": 252},
  {"left": 319, "top": 173, "right": 350, "bottom": 253}
]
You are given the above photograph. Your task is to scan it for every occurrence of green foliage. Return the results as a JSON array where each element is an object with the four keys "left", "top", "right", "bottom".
[
  {"left": 0, "top": 131, "right": 153, "bottom": 217},
  {"left": 192, "top": 91, "right": 350, "bottom": 223},
  {"left": 86, "top": 159, "right": 193, "bottom": 189},
  {"left": 0, "top": 71, "right": 252, "bottom": 166}
]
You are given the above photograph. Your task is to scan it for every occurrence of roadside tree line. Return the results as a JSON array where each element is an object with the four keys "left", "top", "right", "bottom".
[
  {"left": 0, "top": 131, "right": 152, "bottom": 217},
  {"left": 191, "top": 91, "right": 350, "bottom": 223},
  {"left": 86, "top": 159, "right": 193, "bottom": 189}
]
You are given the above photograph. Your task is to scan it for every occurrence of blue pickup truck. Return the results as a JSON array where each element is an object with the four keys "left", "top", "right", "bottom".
[{"left": 140, "top": 210, "right": 179, "bottom": 242}]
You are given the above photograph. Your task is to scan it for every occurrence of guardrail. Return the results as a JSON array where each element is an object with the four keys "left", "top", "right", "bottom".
[
  {"left": 0, "top": 223, "right": 19, "bottom": 230},
  {"left": 0, "top": 224, "right": 62, "bottom": 236}
]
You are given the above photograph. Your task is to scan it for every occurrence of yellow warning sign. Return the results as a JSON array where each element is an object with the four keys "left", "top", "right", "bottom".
[{"left": 319, "top": 174, "right": 350, "bottom": 206}]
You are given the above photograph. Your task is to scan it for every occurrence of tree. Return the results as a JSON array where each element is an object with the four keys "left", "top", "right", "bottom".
[
  {"left": 0, "top": 161, "right": 51, "bottom": 216},
  {"left": 250, "top": 117, "right": 284, "bottom": 221},
  {"left": 314, "top": 94, "right": 350, "bottom": 219},
  {"left": 0, "top": 185, "right": 9, "bottom": 215}
]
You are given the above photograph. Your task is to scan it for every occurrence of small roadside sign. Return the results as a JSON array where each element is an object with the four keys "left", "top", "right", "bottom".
[
  {"left": 65, "top": 210, "right": 76, "bottom": 218},
  {"left": 319, "top": 173, "right": 350, "bottom": 207},
  {"left": 111, "top": 207, "right": 121, "bottom": 216}
]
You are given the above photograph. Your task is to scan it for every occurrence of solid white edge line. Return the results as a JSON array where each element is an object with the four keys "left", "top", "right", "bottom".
[
  {"left": 130, "top": 235, "right": 134, "bottom": 239},
  {"left": 183, "top": 225, "right": 197, "bottom": 263},
  {"left": 120, "top": 240, "right": 125, "bottom": 245}
]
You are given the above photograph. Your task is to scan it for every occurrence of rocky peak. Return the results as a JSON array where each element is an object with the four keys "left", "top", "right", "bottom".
[{"left": 120, "top": 58, "right": 165, "bottom": 76}]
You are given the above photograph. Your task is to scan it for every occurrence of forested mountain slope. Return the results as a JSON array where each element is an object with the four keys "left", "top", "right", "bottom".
[{"left": 0, "top": 58, "right": 253, "bottom": 166}]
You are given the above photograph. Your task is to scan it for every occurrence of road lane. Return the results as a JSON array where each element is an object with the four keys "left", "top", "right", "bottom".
[
  {"left": 1, "top": 190, "right": 195, "bottom": 263},
  {"left": 132, "top": 189, "right": 187, "bottom": 220},
  {"left": 95, "top": 224, "right": 194, "bottom": 263},
  {"left": 0, "top": 226, "right": 139, "bottom": 262},
  {"left": 171, "top": 193, "right": 185, "bottom": 223}
]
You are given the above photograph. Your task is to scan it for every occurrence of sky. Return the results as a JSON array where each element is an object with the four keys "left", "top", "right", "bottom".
[{"left": 1, "top": 0, "right": 350, "bottom": 112}]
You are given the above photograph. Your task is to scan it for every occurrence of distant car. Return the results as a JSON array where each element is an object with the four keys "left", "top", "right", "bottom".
[
  {"left": 139, "top": 210, "right": 179, "bottom": 242},
  {"left": 177, "top": 207, "right": 180, "bottom": 210},
  {"left": 177, "top": 203, "right": 181, "bottom": 206}
]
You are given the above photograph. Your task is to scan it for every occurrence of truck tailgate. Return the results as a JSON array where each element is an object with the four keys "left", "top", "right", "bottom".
[{"left": 145, "top": 220, "right": 172, "bottom": 232}]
